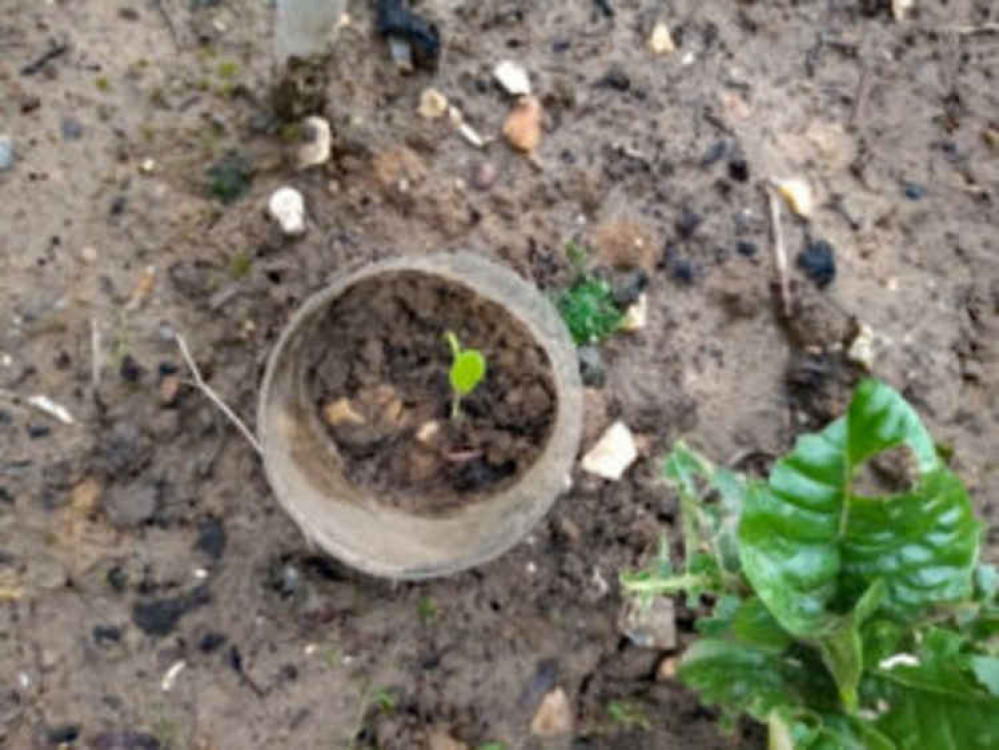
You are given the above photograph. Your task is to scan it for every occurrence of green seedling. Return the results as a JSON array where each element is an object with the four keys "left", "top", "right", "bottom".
[
  {"left": 476, "top": 743, "right": 507, "bottom": 750},
  {"left": 417, "top": 596, "right": 437, "bottom": 624},
  {"left": 607, "top": 700, "right": 652, "bottom": 732},
  {"left": 445, "top": 331, "right": 486, "bottom": 420},
  {"left": 556, "top": 276, "right": 625, "bottom": 346},
  {"left": 621, "top": 379, "right": 999, "bottom": 749}
]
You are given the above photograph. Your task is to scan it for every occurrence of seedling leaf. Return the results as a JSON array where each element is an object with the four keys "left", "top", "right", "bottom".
[{"left": 450, "top": 350, "right": 486, "bottom": 396}]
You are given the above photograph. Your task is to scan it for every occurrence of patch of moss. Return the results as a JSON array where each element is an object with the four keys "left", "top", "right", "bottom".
[
  {"left": 556, "top": 276, "right": 625, "bottom": 345},
  {"left": 217, "top": 60, "right": 240, "bottom": 79},
  {"left": 207, "top": 151, "right": 252, "bottom": 205},
  {"left": 228, "top": 252, "right": 252, "bottom": 280},
  {"left": 95, "top": 76, "right": 110, "bottom": 92}
]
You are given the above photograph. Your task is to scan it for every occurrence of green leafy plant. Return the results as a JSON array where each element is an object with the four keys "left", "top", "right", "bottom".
[
  {"left": 445, "top": 332, "right": 486, "bottom": 420},
  {"left": 621, "top": 379, "right": 999, "bottom": 748},
  {"left": 555, "top": 240, "right": 626, "bottom": 346}
]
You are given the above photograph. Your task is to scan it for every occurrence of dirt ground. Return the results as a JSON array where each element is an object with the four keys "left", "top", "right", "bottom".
[{"left": 1, "top": 1, "right": 997, "bottom": 748}]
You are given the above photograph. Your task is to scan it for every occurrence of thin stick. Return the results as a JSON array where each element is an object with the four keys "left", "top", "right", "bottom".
[
  {"left": 90, "top": 318, "right": 102, "bottom": 392},
  {"left": 941, "top": 23, "right": 999, "bottom": 35},
  {"left": 175, "top": 333, "right": 262, "bottom": 456},
  {"left": 765, "top": 183, "right": 793, "bottom": 318}
]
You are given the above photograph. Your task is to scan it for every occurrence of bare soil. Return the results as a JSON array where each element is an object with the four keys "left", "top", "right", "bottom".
[
  {"left": 1, "top": 1, "right": 997, "bottom": 749},
  {"left": 309, "top": 271, "right": 556, "bottom": 515}
]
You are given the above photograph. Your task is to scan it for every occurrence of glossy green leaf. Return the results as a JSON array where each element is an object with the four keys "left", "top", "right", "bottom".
[
  {"left": 450, "top": 350, "right": 486, "bottom": 396},
  {"left": 678, "top": 640, "right": 840, "bottom": 725},
  {"left": 970, "top": 657, "right": 999, "bottom": 696},
  {"left": 731, "top": 597, "right": 794, "bottom": 653},
  {"left": 739, "top": 380, "right": 979, "bottom": 639},
  {"left": 869, "top": 662, "right": 999, "bottom": 749}
]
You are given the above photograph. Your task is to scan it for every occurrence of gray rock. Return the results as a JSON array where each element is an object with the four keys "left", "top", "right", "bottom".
[
  {"left": 104, "top": 482, "right": 159, "bottom": 528},
  {"left": 618, "top": 596, "right": 677, "bottom": 650},
  {"left": 61, "top": 117, "right": 84, "bottom": 141},
  {"left": 0, "top": 135, "right": 14, "bottom": 171},
  {"left": 577, "top": 346, "right": 605, "bottom": 388}
]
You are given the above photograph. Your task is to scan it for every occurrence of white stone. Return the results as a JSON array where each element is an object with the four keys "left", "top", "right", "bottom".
[
  {"left": 0, "top": 135, "right": 14, "bottom": 171},
  {"left": 892, "top": 0, "right": 915, "bottom": 20},
  {"left": 493, "top": 60, "right": 531, "bottom": 97},
  {"left": 297, "top": 116, "right": 331, "bottom": 170},
  {"left": 581, "top": 421, "right": 638, "bottom": 480},
  {"left": 621, "top": 293, "right": 648, "bottom": 332},
  {"left": 648, "top": 22, "right": 676, "bottom": 55},
  {"left": 776, "top": 177, "right": 815, "bottom": 218},
  {"left": 269, "top": 187, "right": 307, "bottom": 236},
  {"left": 418, "top": 88, "right": 448, "bottom": 120},
  {"left": 848, "top": 324, "right": 876, "bottom": 370}
]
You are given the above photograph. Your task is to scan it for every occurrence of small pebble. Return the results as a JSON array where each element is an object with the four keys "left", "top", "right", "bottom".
[
  {"left": 503, "top": 96, "right": 543, "bottom": 153},
  {"left": 531, "top": 688, "right": 574, "bottom": 737},
  {"left": 418, "top": 88, "right": 448, "bottom": 119},
  {"left": 611, "top": 268, "right": 649, "bottom": 308},
  {"left": 581, "top": 421, "right": 638, "bottom": 481},
  {"left": 0, "top": 135, "right": 14, "bottom": 171},
  {"left": 903, "top": 182, "right": 925, "bottom": 201},
  {"left": 797, "top": 239, "right": 837, "bottom": 288},
  {"left": 619, "top": 596, "right": 677, "bottom": 650},
  {"left": 736, "top": 240, "right": 758, "bottom": 258},
  {"left": 194, "top": 517, "right": 226, "bottom": 560},
  {"left": 93, "top": 625, "right": 122, "bottom": 645},
  {"left": 47, "top": 725, "right": 81, "bottom": 745},
  {"left": 648, "top": 22, "right": 676, "bottom": 55},
  {"left": 323, "top": 398, "right": 365, "bottom": 427},
  {"left": 427, "top": 729, "right": 469, "bottom": 750},
  {"left": 471, "top": 162, "right": 497, "bottom": 190},
  {"left": 620, "top": 294, "right": 648, "bottom": 332},
  {"left": 728, "top": 154, "right": 750, "bottom": 182},
  {"left": 848, "top": 323, "right": 876, "bottom": 370},
  {"left": 493, "top": 60, "right": 531, "bottom": 97},
  {"left": 140, "top": 158, "right": 156, "bottom": 174},
  {"left": 297, "top": 116, "right": 331, "bottom": 169},
  {"left": 159, "top": 374, "right": 182, "bottom": 406},
  {"left": 701, "top": 140, "right": 728, "bottom": 168},
  {"left": 577, "top": 346, "right": 606, "bottom": 388},
  {"left": 60, "top": 116, "right": 84, "bottom": 141},
  {"left": 106, "top": 566, "right": 128, "bottom": 592},
  {"left": 81, "top": 246, "right": 98, "bottom": 263},
  {"left": 777, "top": 177, "right": 815, "bottom": 218},
  {"left": 670, "top": 257, "right": 695, "bottom": 285},
  {"left": 199, "top": 632, "right": 228, "bottom": 653},
  {"left": 676, "top": 207, "right": 702, "bottom": 239},
  {"left": 268, "top": 186, "right": 307, "bottom": 236},
  {"left": 598, "top": 65, "right": 631, "bottom": 92},
  {"left": 120, "top": 354, "right": 143, "bottom": 382}
]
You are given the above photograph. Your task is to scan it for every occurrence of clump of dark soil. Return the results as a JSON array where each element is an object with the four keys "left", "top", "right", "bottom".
[{"left": 306, "top": 271, "right": 556, "bottom": 516}]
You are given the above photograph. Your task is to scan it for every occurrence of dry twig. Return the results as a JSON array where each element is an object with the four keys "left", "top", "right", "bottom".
[
  {"left": 175, "top": 333, "right": 262, "bottom": 455},
  {"left": 764, "top": 182, "right": 793, "bottom": 318}
]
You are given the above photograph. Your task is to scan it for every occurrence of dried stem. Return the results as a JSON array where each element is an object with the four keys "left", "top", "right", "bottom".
[
  {"left": 765, "top": 182, "right": 793, "bottom": 318},
  {"left": 175, "top": 333, "right": 262, "bottom": 456}
]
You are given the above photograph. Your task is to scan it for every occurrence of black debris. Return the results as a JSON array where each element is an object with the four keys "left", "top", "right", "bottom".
[
  {"left": 376, "top": 0, "right": 441, "bottom": 67},
  {"left": 47, "top": 724, "right": 80, "bottom": 744},
  {"left": 797, "top": 239, "right": 837, "bottom": 288},
  {"left": 131, "top": 585, "right": 211, "bottom": 637},
  {"left": 207, "top": 151, "right": 253, "bottom": 205},
  {"left": 577, "top": 346, "right": 606, "bottom": 388},
  {"left": 199, "top": 632, "right": 228, "bottom": 653},
  {"left": 119, "top": 355, "right": 143, "bottom": 383},
  {"left": 728, "top": 154, "right": 750, "bottom": 182},
  {"left": 110, "top": 195, "right": 127, "bottom": 216},
  {"left": 610, "top": 268, "right": 649, "bottom": 308},
  {"left": 106, "top": 566, "right": 128, "bottom": 592},
  {"left": 194, "top": 517, "right": 226, "bottom": 560},
  {"left": 593, "top": 0, "right": 615, "bottom": 17},
  {"left": 903, "top": 182, "right": 926, "bottom": 201},
  {"left": 701, "top": 140, "right": 728, "bottom": 168},
  {"left": 21, "top": 43, "right": 69, "bottom": 76},
  {"left": 596, "top": 65, "right": 630, "bottom": 92},
  {"left": 60, "top": 116, "right": 84, "bottom": 141},
  {"left": 93, "top": 625, "right": 122, "bottom": 645},
  {"left": 736, "top": 240, "right": 759, "bottom": 258},
  {"left": 27, "top": 425, "right": 51, "bottom": 440},
  {"left": 676, "top": 207, "right": 703, "bottom": 239}
]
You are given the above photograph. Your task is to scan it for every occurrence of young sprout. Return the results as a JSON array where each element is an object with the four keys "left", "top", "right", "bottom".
[{"left": 445, "top": 331, "right": 486, "bottom": 420}]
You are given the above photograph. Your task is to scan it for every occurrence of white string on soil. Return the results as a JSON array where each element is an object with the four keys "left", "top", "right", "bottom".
[{"left": 175, "top": 333, "right": 262, "bottom": 456}]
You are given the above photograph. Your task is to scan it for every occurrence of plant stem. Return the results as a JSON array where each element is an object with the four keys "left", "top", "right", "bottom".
[
  {"left": 451, "top": 393, "right": 461, "bottom": 421},
  {"left": 621, "top": 574, "right": 715, "bottom": 596}
]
